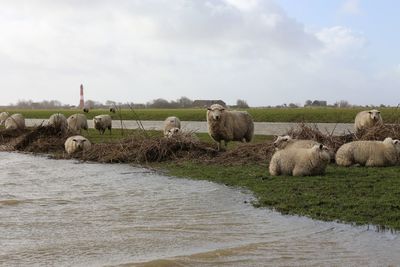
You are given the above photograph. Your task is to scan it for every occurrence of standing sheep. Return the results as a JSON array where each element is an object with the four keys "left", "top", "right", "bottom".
[
  {"left": 67, "top": 114, "right": 88, "bottom": 133},
  {"left": 48, "top": 113, "right": 67, "bottom": 132},
  {"left": 207, "top": 104, "right": 254, "bottom": 150},
  {"left": 354, "top": 109, "right": 383, "bottom": 132},
  {"left": 4, "top": 114, "right": 25, "bottom": 130},
  {"left": 335, "top": 138, "right": 400, "bottom": 167},
  {"left": 269, "top": 144, "right": 331, "bottom": 176},
  {"left": 163, "top": 116, "right": 181, "bottom": 137},
  {"left": 93, "top": 114, "right": 112, "bottom": 135},
  {"left": 64, "top": 135, "right": 92, "bottom": 155},
  {"left": 0, "top": 112, "right": 10, "bottom": 125}
]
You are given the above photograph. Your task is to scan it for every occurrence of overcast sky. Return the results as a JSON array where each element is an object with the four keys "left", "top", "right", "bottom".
[{"left": 0, "top": 0, "right": 399, "bottom": 106}]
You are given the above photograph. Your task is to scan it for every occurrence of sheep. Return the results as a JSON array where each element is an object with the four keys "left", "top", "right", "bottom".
[
  {"left": 64, "top": 135, "right": 92, "bottom": 155},
  {"left": 0, "top": 112, "right": 10, "bottom": 126},
  {"left": 335, "top": 138, "right": 400, "bottom": 167},
  {"left": 109, "top": 107, "right": 116, "bottom": 113},
  {"left": 165, "top": 127, "right": 200, "bottom": 142},
  {"left": 4, "top": 113, "right": 25, "bottom": 130},
  {"left": 93, "top": 114, "right": 112, "bottom": 135},
  {"left": 273, "top": 135, "right": 319, "bottom": 150},
  {"left": 67, "top": 114, "right": 88, "bottom": 133},
  {"left": 47, "top": 113, "right": 67, "bottom": 132},
  {"left": 83, "top": 107, "right": 89, "bottom": 113},
  {"left": 354, "top": 109, "right": 383, "bottom": 132},
  {"left": 163, "top": 116, "right": 181, "bottom": 137},
  {"left": 269, "top": 144, "right": 331, "bottom": 176},
  {"left": 206, "top": 104, "right": 254, "bottom": 150}
]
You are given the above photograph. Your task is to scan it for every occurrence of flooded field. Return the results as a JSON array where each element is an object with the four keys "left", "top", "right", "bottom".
[{"left": 0, "top": 152, "right": 399, "bottom": 266}]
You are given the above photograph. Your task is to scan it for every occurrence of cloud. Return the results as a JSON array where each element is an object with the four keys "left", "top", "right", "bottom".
[{"left": 0, "top": 0, "right": 397, "bottom": 106}]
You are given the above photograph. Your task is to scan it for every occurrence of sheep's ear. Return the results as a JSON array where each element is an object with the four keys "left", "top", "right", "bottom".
[
  {"left": 319, "top": 144, "right": 323, "bottom": 150},
  {"left": 221, "top": 108, "right": 225, "bottom": 111},
  {"left": 368, "top": 111, "right": 372, "bottom": 114},
  {"left": 72, "top": 139, "right": 77, "bottom": 142},
  {"left": 394, "top": 140, "right": 399, "bottom": 144},
  {"left": 207, "top": 107, "right": 211, "bottom": 111},
  {"left": 82, "top": 139, "right": 86, "bottom": 143}
]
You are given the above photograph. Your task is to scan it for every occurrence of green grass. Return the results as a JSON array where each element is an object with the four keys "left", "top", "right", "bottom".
[
  {"left": 157, "top": 162, "right": 400, "bottom": 230},
  {"left": 3, "top": 107, "right": 400, "bottom": 123}
]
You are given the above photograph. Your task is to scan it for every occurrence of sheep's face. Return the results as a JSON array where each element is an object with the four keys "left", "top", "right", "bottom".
[
  {"left": 167, "top": 127, "right": 181, "bottom": 138},
  {"left": 207, "top": 105, "right": 225, "bottom": 121},
  {"left": 391, "top": 139, "right": 400, "bottom": 153},
  {"left": 273, "top": 135, "right": 292, "bottom": 149},
  {"left": 368, "top": 110, "right": 381, "bottom": 121},
  {"left": 73, "top": 138, "right": 87, "bottom": 150}
]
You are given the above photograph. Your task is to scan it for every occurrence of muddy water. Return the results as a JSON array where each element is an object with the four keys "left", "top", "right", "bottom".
[{"left": 0, "top": 152, "right": 399, "bottom": 266}]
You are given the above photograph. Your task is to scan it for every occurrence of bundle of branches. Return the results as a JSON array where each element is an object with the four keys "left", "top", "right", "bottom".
[
  {"left": 14, "top": 125, "right": 68, "bottom": 153},
  {"left": 355, "top": 123, "right": 400, "bottom": 141},
  {"left": 80, "top": 135, "right": 217, "bottom": 164},
  {"left": 205, "top": 142, "right": 275, "bottom": 165},
  {"left": 0, "top": 128, "right": 30, "bottom": 145},
  {"left": 286, "top": 123, "right": 353, "bottom": 152}
]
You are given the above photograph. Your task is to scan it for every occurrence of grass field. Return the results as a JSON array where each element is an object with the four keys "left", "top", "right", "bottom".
[{"left": 3, "top": 107, "right": 400, "bottom": 123}]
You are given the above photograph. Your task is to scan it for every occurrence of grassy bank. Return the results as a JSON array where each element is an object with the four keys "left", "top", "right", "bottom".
[
  {"left": 3, "top": 107, "right": 400, "bottom": 123},
  {"left": 158, "top": 162, "right": 400, "bottom": 230}
]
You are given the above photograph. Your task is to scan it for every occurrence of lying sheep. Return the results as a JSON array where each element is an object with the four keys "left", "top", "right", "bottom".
[
  {"left": 164, "top": 116, "right": 181, "bottom": 137},
  {"left": 354, "top": 109, "right": 383, "bottom": 132},
  {"left": 93, "top": 114, "right": 112, "bottom": 135},
  {"left": 48, "top": 113, "right": 67, "bottom": 132},
  {"left": 335, "top": 138, "right": 400, "bottom": 167},
  {"left": 64, "top": 135, "right": 92, "bottom": 155},
  {"left": 0, "top": 112, "right": 10, "bottom": 125},
  {"left": 4, "top": 113, "right": 25, "bottom": 130},
  {"left": 207, "top": 104, "right": 254, "bottom": 150},
  {"left": 165, "top": 127, "right": 200, "bottom": 142},
  {"left": 273, "top": 135, "right": 319, "bottom": 150},
  {"left": 67, "top": 114, "right": 88, "bottom": 133},
  {"left": 269, "top": 144, "right": 331, "bottom": 176}
]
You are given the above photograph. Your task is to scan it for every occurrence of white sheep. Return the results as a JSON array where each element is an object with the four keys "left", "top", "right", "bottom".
[
  {"left": 48, "top": 113, "right": 67, "bottom": 132},
  {"left": 4, "top": 113, "right": 25, "bottom": 130},
  {"left": 269, "top": 144, "right": 331, "bottom": 176},
  {"left": 67, "top": 114, "right": 88, "bottom": 133},
  {"left": 335, "top": 137, "right": 400, "bottom": 167},
  {"left": 354, "top": 109, "right": 383, "bottom": 132},
  {"left": 0, "top": 112, "right": 10, "bottom": 126},
  {"left": 163, "top": 116, "right": 181, "bottom": 137},
  {"left": 273, "top": 135, "right": 319, "bottom": 150},
  {"left": 93, "top": 114, "right": 112, "bottom": 135},
  {"left": 165, "top": 127, "right": 200, "bottom": 142},
  {"left": 207, "top": 104, "right": 254, "bottom": 150},
  {"left": 64, "top": 135, "right": 92, "bottom": 155}
]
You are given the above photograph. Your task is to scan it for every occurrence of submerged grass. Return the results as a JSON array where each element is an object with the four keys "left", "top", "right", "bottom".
[{"left": 159, "top": 162, "right": 400, "bottom": 230}]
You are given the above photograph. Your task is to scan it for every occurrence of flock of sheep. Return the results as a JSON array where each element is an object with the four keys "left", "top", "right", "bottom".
[
  {"left": 1, "top": 106, "right": 399, "bottom": 176},
  {"left": 0, "top": 111, "right": 112, "bottom": 155}
]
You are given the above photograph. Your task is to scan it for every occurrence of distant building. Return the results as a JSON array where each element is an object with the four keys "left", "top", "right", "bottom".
[{"left": 192, "top": 100, "right": 226, "bottom": 108}]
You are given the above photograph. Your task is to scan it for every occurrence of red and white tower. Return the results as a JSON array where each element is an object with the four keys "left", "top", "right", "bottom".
[{"left": 79, "top": 84, "right": 84, "bottom": 108}]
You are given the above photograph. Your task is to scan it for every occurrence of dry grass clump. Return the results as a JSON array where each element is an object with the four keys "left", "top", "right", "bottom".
[
  {"left": 80, "top": 135, "right": 217, "bottom": 163},
  {"left": 355, "top": 123, "right": 400, "bottom": 141}
]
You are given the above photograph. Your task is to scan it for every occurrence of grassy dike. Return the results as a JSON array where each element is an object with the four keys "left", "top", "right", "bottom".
[
  {"left": 3, "top": 107, "right": 400, "bottom": 123},
  {"left": 155, "top": 161, "right": 400, "bottom": 231}
]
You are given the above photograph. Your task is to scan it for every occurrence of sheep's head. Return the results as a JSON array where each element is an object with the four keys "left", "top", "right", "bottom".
[
  {"left": 312, "top": 144, "right": 330, "bottom": 162},
  {"left": 94, "top": 117, "right": 102, "bottom": 124},
  {"left": 273, "top": 135, "right": 292, "bottom": 149},
  {"left": 207, "top": 104, "right": 225, "bottom": 121},
  {"left": 167, "top": 127, "right": 181, "bottom": 138},
  {"left": 368, "top": 109, "right": 381, "bottom": 121},
  {"left": 0, "top": 112, "right": 10, "bottom": 125},
  {"left": 73, "top": 138, "right": 87, "bottom": 150}
]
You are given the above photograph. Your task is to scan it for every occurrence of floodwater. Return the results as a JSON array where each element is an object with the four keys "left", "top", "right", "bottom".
[{"left": 0, "top": 152, "right": 399, "bottom": 266}]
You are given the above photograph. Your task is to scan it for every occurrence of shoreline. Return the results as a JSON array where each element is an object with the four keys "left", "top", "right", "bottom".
[{"left": 1, "top": 125, "right": 400, "bottom": 231}]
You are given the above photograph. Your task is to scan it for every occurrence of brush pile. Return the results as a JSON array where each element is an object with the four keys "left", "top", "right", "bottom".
[{"left": 1, "top": 122, "right": 400, "bottom": 165}]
